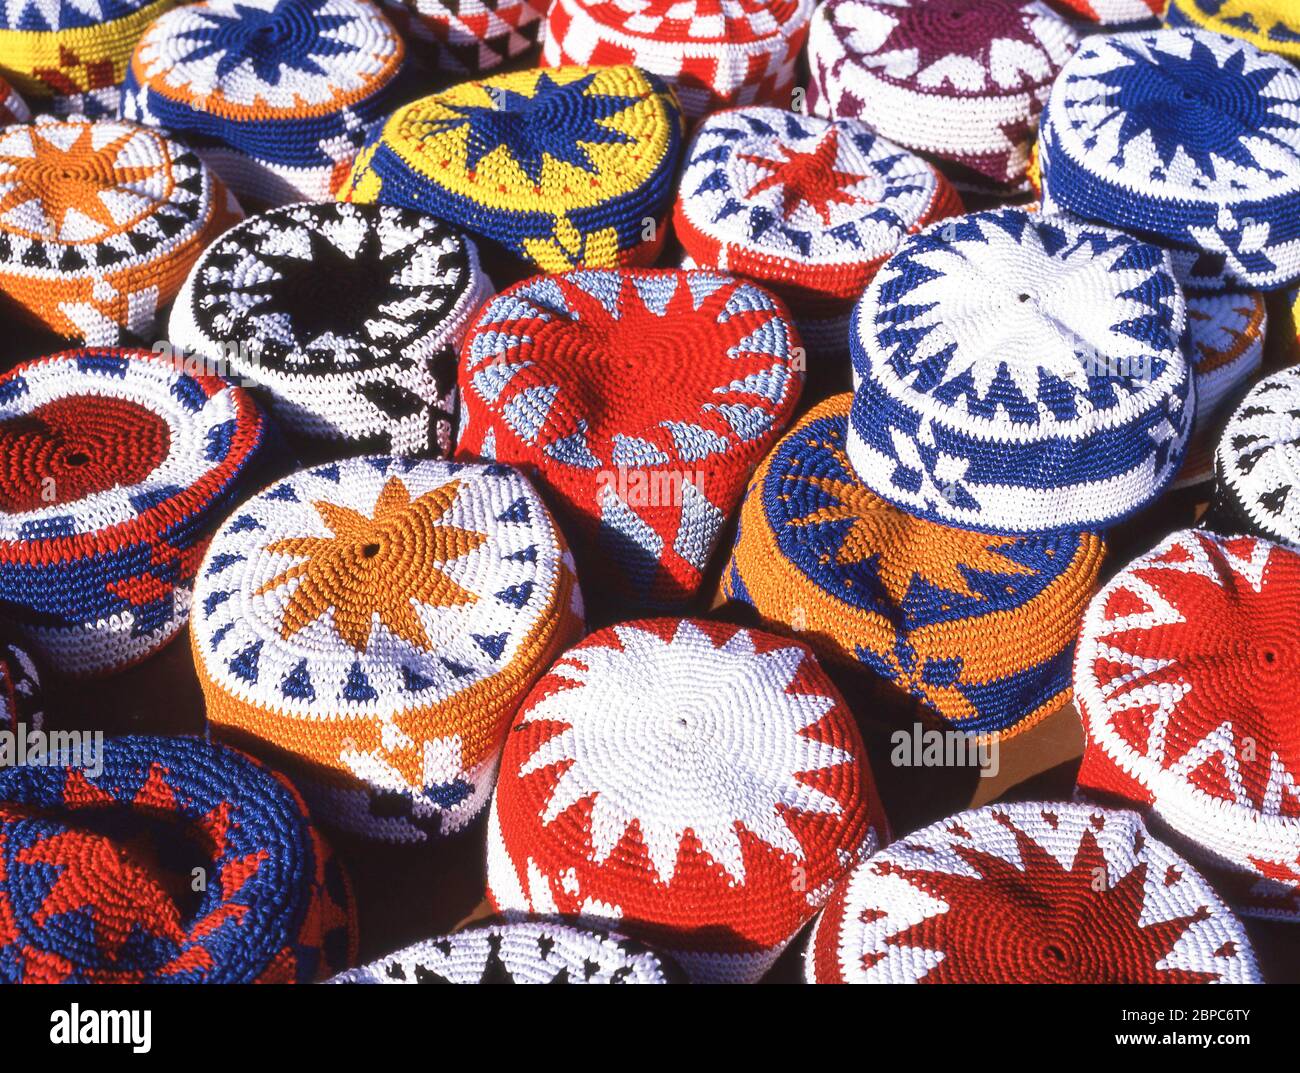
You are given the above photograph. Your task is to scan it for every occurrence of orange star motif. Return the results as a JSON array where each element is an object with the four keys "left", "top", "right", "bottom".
[
  {"left": 256, "top": 477, "right": 488, "bottom": 652},
  {"left": 0, "top": 123, "right": 165, "bottom": 240},
  {"left": 782, "top": 438, "right": 1035, "bottom": 602},
  {"left": 739, "top": 128, "right": 869, "bottom": 224}
]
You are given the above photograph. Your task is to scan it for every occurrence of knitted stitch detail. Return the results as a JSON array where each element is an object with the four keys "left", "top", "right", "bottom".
[
  {"left": 341, "top": 65, "right": 684, "bottom": 274},
  {"left": 674, "top": 106, "right": 963, "bottom": 317},
  {"left": 0, "top": 0, "right": 174, "bottom": 112},
  {"left": 169, "top": 201, "right": 491, "bottom": 458},
  {"left": 0, "top": 735, "right": 357, "bottom": 983},
  {"left": 542, "top": 0, "right": 815, "bottom": 120},
  {"left": 1074, "top": 529, "right": 1300, "bottom": 920},
  {"left": 456, "top": 268, "right": 803, "bottom": 610},
  {"left": 1048, "top": 0, "right": 1162, "bottom": 23},
  {"left": 1208, "top": 366, "right": 1300, "bottom": 548},
  {"left": 0, "top": 115, "right": 241, "bottom": 346},
  {"left": 540, "top": 0, "right": 806, "bottom": 120},
  {"left": 847, "top": 208, "right": 1192, "bottom": 535},
  {"left": 806, "top": 0, "right": 1079, "bottom": 188},
  {"left": 1170, "top": 288, "right": 1266, "bottom": 489},
  {"left": 486, "top": 617, "right": 887, "bottom": 984},
  {"left": 1038, "top": 28, "right": 1300, "bottom": 291},
  {"left": 123, "top": 0, "right": 405, "bottom": 205},
  {"left": 0, "top": 72, "right": 28, "bottom": 123},
  {"left": 1166, "top": 0, "right": 1300, "bottom": 64},
  {"left": 378, "top": 0, "right": 545, "bottom": 76},
  {"left": 0, "top": 349, "right": 268, "bottom": 677},
  {"left": 0, "top": 637, "right": 41, "bottom": 734},
  {"left": 330, "top": 920, "right": 682, "bottom": 983},
  {"left": 193, "top": 456, "right": 583, "bottom": 842},
  {"left": 725, "top": 394, "right": 1106, "bottom": 738},
  {"left": 805, "top": 802, "right": 1262, "bottom": 983}
]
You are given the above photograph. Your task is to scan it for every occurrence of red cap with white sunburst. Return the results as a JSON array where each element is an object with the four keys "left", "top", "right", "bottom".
[
  {"left": 486, "top": 617, "right": 886, "bottom": 984},
  {"left": 806, "top": 802, "right": 1261, "bottom": 983},
  {"left": 1074, "top": 529, "right": 1300, "bottom": 921}
]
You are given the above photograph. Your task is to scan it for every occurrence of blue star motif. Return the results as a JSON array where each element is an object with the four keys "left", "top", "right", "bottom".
[
  {"left": 419, "top": 71, "right": 638, "bottom": 185},
  {"left": 174, "top": 0, "right": 360, "bottom": 86},
  {"left": 1090, "top": 37, "right": 1300, "bottom": 181}
]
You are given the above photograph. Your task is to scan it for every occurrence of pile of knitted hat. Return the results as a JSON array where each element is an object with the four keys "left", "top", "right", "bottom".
[{"left": 725, "top": 206, "right": 1193, "bottom": 740}]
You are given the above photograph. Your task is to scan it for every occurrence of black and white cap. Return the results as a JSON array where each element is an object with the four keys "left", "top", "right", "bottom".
[
  {"left": 169, "top": 201, "right": 492, "bottom": 457},
  {"left": 1209, "top": 365, "right": 1300, "bottom": 549},
  {"left": 328, "top": 920, "right": 682, "bottom": 984}
]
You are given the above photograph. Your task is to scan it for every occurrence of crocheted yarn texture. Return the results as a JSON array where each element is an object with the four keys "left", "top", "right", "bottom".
[
  {"left": 330, "top": 920, "right": 682, "bottom": 983},
  {"left": 542, "top": 0, "right": 815, "bottom": 121},
  {"left": 1171, "top": 286, "right": 1266, "bottom": 489},
  {"left": 0, "top": 0, "right": 174, "bottom": 116},
  {"left": 169, "top": 201, "right": 491, "bottom": 458},
  {"left": 378, "top": 0, "right": 545, "bottom": 76},
  {"left": 674, "top": 106, "right": 963, "bottom": 324},
  {"left": 0, "top": 349, "right": 268, "bottom": 678},
  {"left": 805, "top": 802, "right": 1262, "bottom": 983},
  {"left": 724, "top": 395, "right": 1106, "bottom": 739},
  {"left": 1209, "top": 365, "right": 1300, "bottom": 549},
  {"left": 0, "top": 735, "right": 357, "bottom": 983},
  {"left": 486, "top": 617, "right": 887, "bottom": 984},
  {"left": 0, "top": 115, "right": 241, "bottom": 346},
  {"left": 1050, "top": 0, "right": 1162, "bottom": 23},
  {"left": 847, "top": 209, "right": 1191, "bottom": 535},
  {"left": 193, "top": 456, "right": 583, "bottom": 843},
  {"left": 0, "top": 637, "right": 41, "bottom": 734},
  {"left": 806, "top": 0, "right": 1078, "bottom": 189},
  {"left": 1166, "top": 0, "right": 1300, "bottom": 64},
  {"left": 0, "top": 73, "right": 28, "bottom": 123},
  {"left": 1074, "top": 529, "right": 1300, "bottom": 920},
  {"left": 1038, "top": 28, "right": 1300, "bottom": 291},
  {"left": 124, "top": 0, "right": 405, "bottom": 205},
  {"left": 457, "top": 268, "right": 803, "bottom": 610},
  {"left": 343, "top": 65, "right": 684, "bottom": 274}
]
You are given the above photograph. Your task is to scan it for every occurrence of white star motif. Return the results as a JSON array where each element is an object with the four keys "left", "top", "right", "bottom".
[{"left": 517, "top": 621, "right": 852, "bottom": 885}]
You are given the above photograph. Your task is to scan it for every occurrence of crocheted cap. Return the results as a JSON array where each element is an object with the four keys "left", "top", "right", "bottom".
[
  {"left": 1049, "top": 0, "right": 1162, "bottom": 23},
  {"left": 1171, "top": 288, "right": 1267, "bottom": 489},
  {"left": 848, "top": 208, "right": 1191, "bottom": 535},
  {"left": 1166, "top": 0, "right": 1300, "bottom": 64},
  {"left": 806, "top": 0, "right": 1079, "bottom": 189},
  {"left": 674, "top": 107, "right": 963, "bottom": 316},
  {"left": 1038, "top": 28, "right": 1300, "bottom": 291},
  {"left": 0, "top": 115, "right": 241, "bottom": 346},
  {"left": 169, "top": 201, "right": 491, "bottom": 458},
  {"left": 342, "top": 65, "right": 684, "bottom": 275},
  {"left": 1209, "top": 366, "right": 1300, "bottom": 548},
  {"left": 1074, "top": 529, "right": 1300, "bottom": 919},
  {"left": 0, "top": 73, "right": 28, "bottom": 124},
  {"left": 542, "top": 0, "right": 814, "bottom": 120},
  {"left": 486, "top": 617, "right": 887, "bottom": 984},
  {"left": 805, "top": 801, "right": 1262, "bottom": 983},
  {"left": 193, "top": 456, "right": 583, "bottom": 842},
  {"left": 0, "top": 637, "right": 41, "bottom": 734},
  {"left": 0, "top": 0, "right": 174, "bottom": 115},
  {"left": 725, "top": 394, "right": 1106, "bottom": 738},
  {"left": 378, "top": 0, "right": 545, "bottom": 76},
  {"left": 457, "top": 268, "right": 803, "bottom": 610},
  {"left": 331, "top": 920, "right": 683, "bottom": 983},
  {"left": 124, "top": 0, "right": 404, "bottom": 205},
  {"left": 0, "top": 735, "right": 357, "bottom": 983},
  {"left": 0, "top": 348, "right": 268, "bottom": 677}
]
